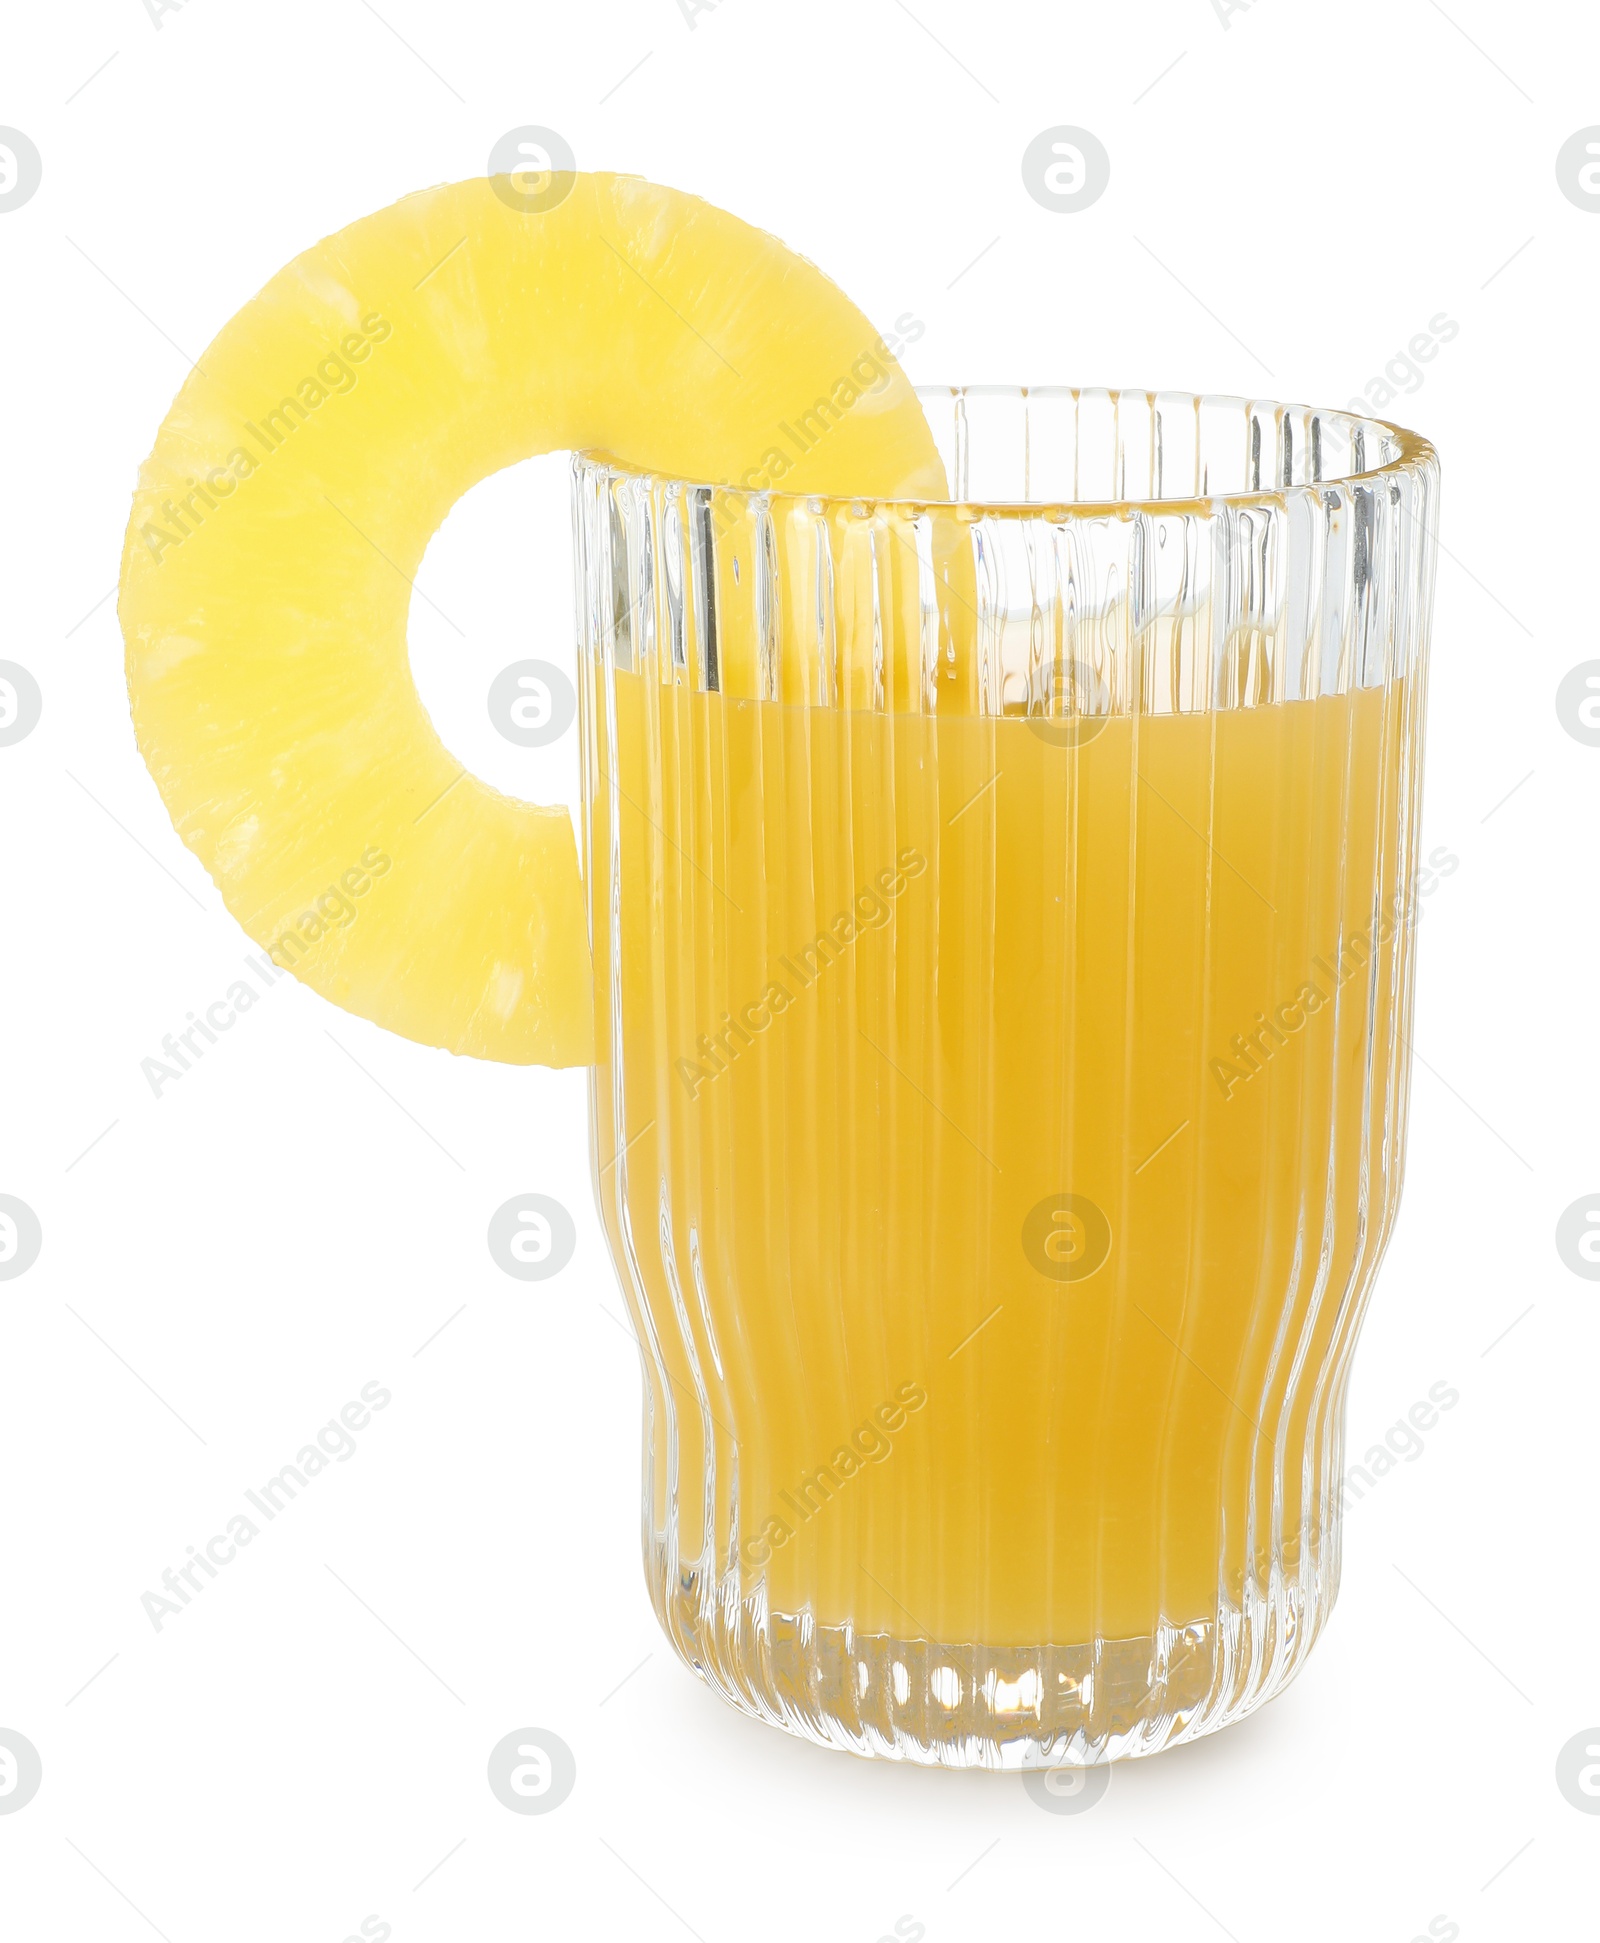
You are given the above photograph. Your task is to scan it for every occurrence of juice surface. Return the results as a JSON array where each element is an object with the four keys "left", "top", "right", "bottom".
[{"left": 588, "top": 665, "right": 1412, "bottom": 1647}]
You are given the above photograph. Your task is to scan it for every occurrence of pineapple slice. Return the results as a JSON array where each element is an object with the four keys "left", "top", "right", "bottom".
[{"left": 120, "top": 173, "right": 944, "bottom": 1064}]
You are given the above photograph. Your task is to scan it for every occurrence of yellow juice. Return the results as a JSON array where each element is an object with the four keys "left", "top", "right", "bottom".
[{"left": 587, "top": 663, "right": 1414, "bottom": 1650}]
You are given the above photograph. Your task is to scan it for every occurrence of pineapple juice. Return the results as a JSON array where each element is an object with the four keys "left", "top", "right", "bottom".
[{"left": 587, "top": 664, "right": 1411, "bottom": 1648}]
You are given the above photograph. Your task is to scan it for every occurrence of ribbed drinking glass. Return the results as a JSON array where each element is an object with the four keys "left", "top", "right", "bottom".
[{"left": 575, "top": 387, "right": 1439, "bottom": 1767}]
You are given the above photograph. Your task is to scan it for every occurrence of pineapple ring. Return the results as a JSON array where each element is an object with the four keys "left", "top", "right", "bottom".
[{"left": 119, "top": 174, "right": 944, "bottom": 1065}]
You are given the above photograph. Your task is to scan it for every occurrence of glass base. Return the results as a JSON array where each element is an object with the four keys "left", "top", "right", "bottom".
[{"left": 647, "top": 1538, "right": 1336, "bottom": 1767}]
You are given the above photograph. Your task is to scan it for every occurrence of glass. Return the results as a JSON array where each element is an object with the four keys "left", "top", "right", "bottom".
[{"left": 574, "top": 387, "right": 1439, "bottom": 1767}]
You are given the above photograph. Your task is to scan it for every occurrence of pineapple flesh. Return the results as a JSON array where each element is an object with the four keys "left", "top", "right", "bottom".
[{"left": 120, "top": 173, "right": 944, "bottom": 1064}]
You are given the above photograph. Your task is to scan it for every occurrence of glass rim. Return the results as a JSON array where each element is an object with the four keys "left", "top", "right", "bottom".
[{"left": 576, "top": 385, "right": 1437, "bottom": 517}]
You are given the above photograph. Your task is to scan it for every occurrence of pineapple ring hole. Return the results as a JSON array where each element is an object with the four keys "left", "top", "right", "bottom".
[{"left": 408, "top": 450, "right": 581, "bottom": 820}]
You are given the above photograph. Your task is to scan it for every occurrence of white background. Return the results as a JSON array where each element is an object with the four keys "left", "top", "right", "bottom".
[{"left": 2, "top": 1, "right": 1596, "bottom": 1938}]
